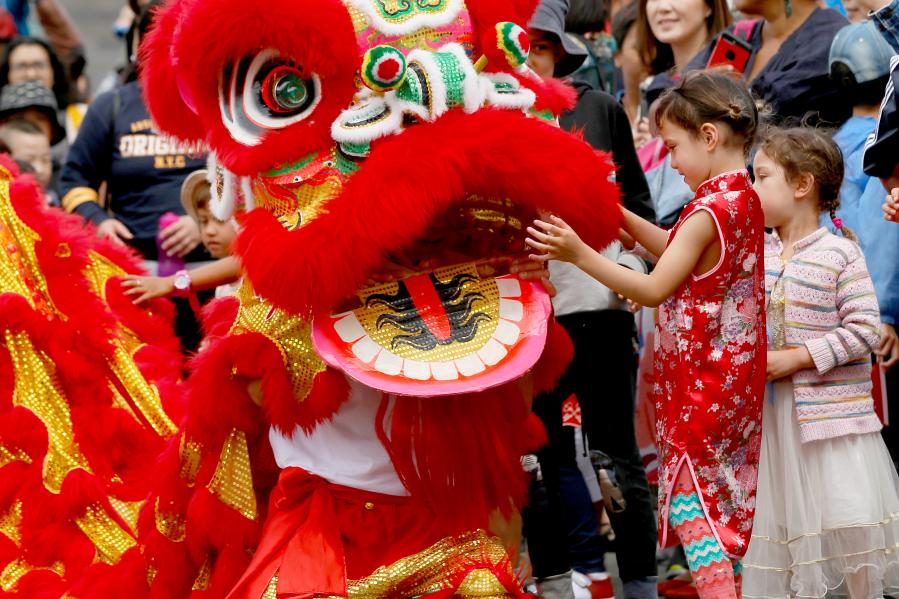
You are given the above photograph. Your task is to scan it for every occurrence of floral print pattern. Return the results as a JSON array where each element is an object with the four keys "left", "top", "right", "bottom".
[{"left": 654, "top": 170, "right": 766, "bottom": 559}]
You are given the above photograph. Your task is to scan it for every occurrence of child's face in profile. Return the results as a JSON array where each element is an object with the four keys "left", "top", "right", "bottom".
[
  {"left": 752, "top": 149, "right": 795, "bottom": 229},
  {"left": 659, "top": 118, "right": 712, "bottom": 191},
  {"left": 197, "top": 204, "right": 237, "bottom": 259}
]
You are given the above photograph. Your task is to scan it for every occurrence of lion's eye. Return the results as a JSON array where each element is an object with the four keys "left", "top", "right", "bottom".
[
  {"left": 219, "top": 49, "right": 322, "bottom": 146},
  {"left": 262, "top": 66, "right": 310, "bottom": 113}
]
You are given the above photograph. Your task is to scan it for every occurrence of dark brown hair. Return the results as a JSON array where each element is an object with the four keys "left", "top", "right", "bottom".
[
  {"left": 636, "top": 0, "right": 732, "bottom": 74},
  {"left": 756, "top": 127, "right": 856, "bottom": 241},
  {"left": 654, "top": 70, "right": 757, "bottom": 154}
]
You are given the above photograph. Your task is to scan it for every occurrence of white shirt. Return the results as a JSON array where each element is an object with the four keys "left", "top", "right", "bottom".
[{"left": 268, "top": 377, "right": 409, "bottom": 496}]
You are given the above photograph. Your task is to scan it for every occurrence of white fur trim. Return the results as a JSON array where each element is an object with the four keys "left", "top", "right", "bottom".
[
  {"left": 211, "top": 168, "right": 237, "bottom": 221},
  {"left": 483, "top": 73, "right": 536, "bottom": 111},
  {"left": 240, "top": 176, "right": 255, "bottom": 212},
  {"left": 344, "top": 0, "right": 462, "bottom": 36},
  {"left": 331, "top": 97, "right": 403, "bottom": 144}
]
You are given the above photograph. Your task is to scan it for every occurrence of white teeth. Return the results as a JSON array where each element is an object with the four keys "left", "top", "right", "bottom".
[
  {"left": 374, "top": 349, "right": 403, "bottom": 375},
  {"left": 402, "top": 359, "right": 430, "bottom": 381},
  {"left": 333, "top": 282, "right": 533, "bottom": 384},
  {"left": 477, "top": 339, "right": 508, "bottom": 366},
  {"left": 430, "top": 361, "right": 459, "bottom": 380},
  {"left": 494, "top": 319, "right": 521, "bottom": 345},
  {"left": 352, "top": 336, "right": 381, "bottom": 364},
  {"left": 455, "top": 354, "right": 486, "bottom": 376},
  {"left": 334, "top": 313, "right": 366, "bottom": 343},
  {"left": 499, "top": 299, "right": 524, "bottom": 322},
  {"left": 496, "top": 277, "right": 522, "bottom": 298}
]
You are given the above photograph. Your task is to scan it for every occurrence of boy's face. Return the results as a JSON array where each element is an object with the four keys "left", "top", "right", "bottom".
[
  {"left": 7, "top": 130, "right": 51, "bottom": 188},
  {"left": 197, "top": 205, "right": 237, "bottom": 259},
  {"left": 526, "top": 29, "right": 563, "bottom": 79}
]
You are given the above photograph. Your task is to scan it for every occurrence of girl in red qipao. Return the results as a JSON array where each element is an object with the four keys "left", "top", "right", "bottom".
[{"left": 526, "top": 71, "right": 766, "bottom": 599}]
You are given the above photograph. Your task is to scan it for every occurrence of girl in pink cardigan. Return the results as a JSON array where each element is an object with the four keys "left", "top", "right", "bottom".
[{"left": 743, "top": 127, "right": 899, "bottom": 599}]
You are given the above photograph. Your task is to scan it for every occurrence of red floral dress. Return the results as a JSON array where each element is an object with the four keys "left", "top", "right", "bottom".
[{"left": 654, "top": 170, "right": 766, "bottom": 559}]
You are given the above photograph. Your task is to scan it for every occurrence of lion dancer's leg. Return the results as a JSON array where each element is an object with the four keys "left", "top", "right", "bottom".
[{"left": 668, "top": 465, "right": 740, "bottom": 599}]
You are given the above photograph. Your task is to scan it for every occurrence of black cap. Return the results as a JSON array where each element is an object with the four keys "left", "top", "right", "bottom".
[
  {"left": 530, "top": 0, "right": 589, "bottom": 77},
  {"left": 0, "top": 81, "right": 64, "bottom": 144}
]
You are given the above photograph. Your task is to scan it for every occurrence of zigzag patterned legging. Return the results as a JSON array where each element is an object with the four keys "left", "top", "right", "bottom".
[{"left": 668, "top": 464, "right": 742, "bottom": 599}]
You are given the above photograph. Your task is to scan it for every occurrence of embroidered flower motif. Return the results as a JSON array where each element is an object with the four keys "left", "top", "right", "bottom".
[{"left": 653, "top": 170, "right": 763, "bottom": 558}]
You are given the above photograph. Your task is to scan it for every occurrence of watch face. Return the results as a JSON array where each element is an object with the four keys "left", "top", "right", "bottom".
[{"left": 174, "top": 273, "right": 191, "bottom": 291}]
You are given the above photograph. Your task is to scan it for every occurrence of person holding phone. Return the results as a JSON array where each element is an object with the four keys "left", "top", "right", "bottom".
[{"left": 686, "top": 0, "right": 852, "bottom": 126}]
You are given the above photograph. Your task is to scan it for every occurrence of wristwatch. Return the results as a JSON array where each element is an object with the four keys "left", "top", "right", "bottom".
[{"left": 172, "top": 269, "right": 192, "bottom": 297}]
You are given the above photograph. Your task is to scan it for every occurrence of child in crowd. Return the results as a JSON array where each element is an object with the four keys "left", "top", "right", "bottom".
[
  {"left": 742, "top": 128, "right": 899, "bottom": 599},
  {"left": 525, "top": 71, "right": 766, "bottom": 599},
  {"left": 122, "top": 169, "right": 241, "bottom": 303},
  {"left": 0, "top": 118, "right": 52, "bottom": 193}
]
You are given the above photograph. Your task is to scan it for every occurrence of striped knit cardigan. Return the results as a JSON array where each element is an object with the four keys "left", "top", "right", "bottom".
[{"left": 765, "top": 228, "right": 882, "bottom": 442}]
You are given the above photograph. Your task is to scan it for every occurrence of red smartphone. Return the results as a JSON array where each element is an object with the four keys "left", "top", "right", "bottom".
[{"left": 707, "top": 31, "right": 753, "bottom": 74}]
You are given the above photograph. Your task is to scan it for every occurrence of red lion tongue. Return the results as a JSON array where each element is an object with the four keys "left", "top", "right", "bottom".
[{"left": 403, "top": 274, "right": 452, "bottom": 342}]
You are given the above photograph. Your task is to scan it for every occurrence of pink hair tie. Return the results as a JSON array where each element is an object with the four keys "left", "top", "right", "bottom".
[{"left": 832, "top": 216, "right": 844, "bottom": 229}]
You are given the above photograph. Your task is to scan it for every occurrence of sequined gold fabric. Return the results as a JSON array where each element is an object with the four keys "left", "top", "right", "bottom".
[
  {"left": 355, "top": 263, "right": 500, "bottom": 362},
  {"left": 83, "top": 250, "right": 179, "bottom": 438},
  {"left": 109, "top": 497, "right": 142, "bottom": 533},
  {"left": 154, "top": 497, "right": 186, "bottom": 542},
  {"left": 6, "top": 331, "right": 92, "bottom": 493},
  {"left": 312, "top": 530, "right": 516, "bottom": 598},
  {"left": 0, "top": 179, "right": 54, "bottom": 314},
  {"left": 0, "top": 444, "right": 30, "bottom": 470},
  {"left": 73, "top": 504, "right": 137, "bottom": 564},
  {"left": 108, "top": 345, "right": 178, "bottom": 438},
  {"left": 206, "top": 429, "right": 257, "bottom": 521},
  {"left": 179, "top": 436, "right": 203, "bottom": 486},
  {"left": 191, "top": 559, "right": 212, "bottom": 591},
  {"left": 231, "top": 281, "right": 325, "bottom": 402},
  {"left": 0, "top": 501, "right": 22, "bottom": 545},
  {"left": 0, "top": 558, "right": 64, "bottom": 592}
]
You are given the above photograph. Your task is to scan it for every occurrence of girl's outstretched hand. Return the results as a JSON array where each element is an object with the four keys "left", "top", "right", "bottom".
[
  {"left": 884, "top": 188, "right": 899, "bottom": 222},
  {"left": 525, "top": 215, "right": 588, "bottom": 265}
]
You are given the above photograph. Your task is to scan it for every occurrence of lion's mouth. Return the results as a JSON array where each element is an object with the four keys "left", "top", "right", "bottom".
[{"left": 312, "top": 194, "right": 550, "bottom": 397}]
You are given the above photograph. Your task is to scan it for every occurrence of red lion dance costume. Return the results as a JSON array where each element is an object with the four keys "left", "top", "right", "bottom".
[
  {"left": 114, "top": 0, "right": 621, "bottom": 597},
  {"left": 0, "top": 158, "right": 184, "bottom": 596}
]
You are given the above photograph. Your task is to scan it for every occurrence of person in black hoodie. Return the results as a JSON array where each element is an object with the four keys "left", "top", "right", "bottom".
[{"left": 524, "top": 2, "right": 659, "bottom": 598}]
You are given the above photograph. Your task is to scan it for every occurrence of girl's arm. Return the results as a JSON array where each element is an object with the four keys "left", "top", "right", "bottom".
[
  {"left": 122, "top": 256, "right": 242, "bottom": 304},
  {"left": 526, "top": 213, "right": 716, "bottom": 308},
  {"left": 803, "top": 252, "right": 882, "bottom": 374},
  {"left": 620, "top": 207, "right": 669, "bottom": 258}
]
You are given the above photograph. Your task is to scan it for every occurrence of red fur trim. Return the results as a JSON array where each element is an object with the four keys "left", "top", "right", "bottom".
[
  {"left": 200, "top": 296, "right": 240, "bottom": 339},
  {"left": 281, "top": 367, "right": 349, "bottom": 435},
  {"left": 520, "top": 74, "right": 578, "bottom": 115},
  {"left": 238, "top": 109, "right": 621, "bottom": 316},
  {"left": 142, "top": 0, "right": 359, "bottom": 176},
  {"left": 137, "top": 0, "right": 206, "bottom": 144},
  {"left": 467, "top": 0, "right": 539, "bottom": 70},
  {"left": 523, "top": 412, "right": 548, "bottom": 451},
  {"left": 386, "top": 383, "right": 531, "bottom": 533},
  {"left": 182, "top": 333, "right": 275, "bottom": 446},
  {"left": 531, "top": 318, "right": 574, "bottom": 396}
]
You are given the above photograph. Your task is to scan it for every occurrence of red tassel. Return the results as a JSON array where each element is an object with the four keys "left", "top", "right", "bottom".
[{"left": 531, "top": 318, "right": 574, "bottom": 396}]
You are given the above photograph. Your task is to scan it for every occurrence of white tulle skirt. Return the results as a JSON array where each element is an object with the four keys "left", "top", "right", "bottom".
[{"left": 742, "top": 381, "right": 899, "bottom": 599}]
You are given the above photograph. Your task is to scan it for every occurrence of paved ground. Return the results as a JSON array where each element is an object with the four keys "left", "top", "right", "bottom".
[{"left": 64, "top": 0, "right": 125, "bottom": 94}]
